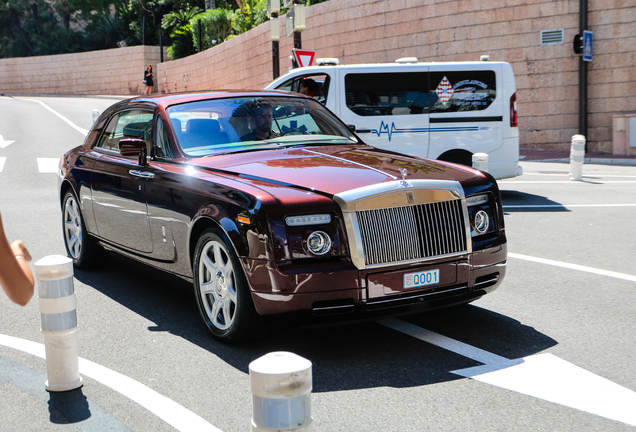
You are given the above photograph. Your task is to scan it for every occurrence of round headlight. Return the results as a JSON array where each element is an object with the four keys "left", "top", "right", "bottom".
[
  {"left": 474, "top": 210, "right": 490, "bottom": 235},
  {"left": 306, "top": 231, "right": 332, "bottom": 256}
]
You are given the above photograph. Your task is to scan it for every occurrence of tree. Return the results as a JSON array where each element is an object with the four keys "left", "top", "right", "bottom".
[{"left": 162, "top": 6, "right": 203, "bottom": 59}]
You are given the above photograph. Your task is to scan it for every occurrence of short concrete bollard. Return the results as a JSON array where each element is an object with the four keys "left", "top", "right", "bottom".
[
  {"left": 34, "top": 255, "right": 83, "bottom": 392},
  {"left": 570, "top": 134, "right": 586, "bottom": 181},
  {"left": 92, "top": 109, "right": 100, "bottom": 125},
  {"left": 472, "top": 152, "right": 489, "bottom": 172},
  {"left": 250, "top": 352, "right": 313, "bottom": 431}
]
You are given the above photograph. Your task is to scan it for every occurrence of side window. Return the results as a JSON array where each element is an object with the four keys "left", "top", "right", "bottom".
[
  {"left": 154, "top": 117, "right": 173, "bottom": 158},
  {"left": 95, "top": 110, "right": 154, "bottom": 155},
  {"left": 275, "top": 74, "right": 331, "bottom": 105},
  {"left": 344, "top": 72, "right": 430, "bottom": 116},
  {"left": 429, "top": 70, "right": 496, "bottom": 113}
]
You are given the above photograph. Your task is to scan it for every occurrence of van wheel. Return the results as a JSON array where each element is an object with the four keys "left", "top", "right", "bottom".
[{"left": 438, "top": 150, "right": 473, "bottom": 167}]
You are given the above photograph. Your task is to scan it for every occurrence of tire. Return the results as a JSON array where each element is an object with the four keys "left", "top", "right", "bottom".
[
  {"left": 193, "top": 229, "right": 264, "bottom": 343},
  {"left": 438, "top": 150, "right": 473, "bottom": 167},
  {"left": 62, "top": 190, "right": 101, "bottom": 268}
]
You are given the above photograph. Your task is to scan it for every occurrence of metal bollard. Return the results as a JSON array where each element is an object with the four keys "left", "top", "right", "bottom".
[
  {"left": 570, "top": 134, "right": 586, "bottom": 181},
  {"left": 250, "top": 352, "right": 313, "bottom": 431},
  {"left": 92, "top": 109, "right": 100, "bottom": 125},
  {"left": 472, "top": 152, "right": 489, "bottom": 172},
  {"left": 34, "top": 255, "right": 83, "bottom": 392}
]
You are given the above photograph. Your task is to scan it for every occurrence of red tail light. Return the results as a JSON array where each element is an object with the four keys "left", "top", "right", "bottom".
[{"left": 510, "top": 92, "right": 518, "bottom": 127}]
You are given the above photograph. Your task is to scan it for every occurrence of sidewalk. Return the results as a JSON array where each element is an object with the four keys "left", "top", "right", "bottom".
[{"left": 520, "top": 148, "right": 636, "bottom": 166}]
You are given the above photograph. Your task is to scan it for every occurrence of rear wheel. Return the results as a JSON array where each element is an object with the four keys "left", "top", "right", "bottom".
[
  {"left": 438, "top": 150, "right": 473, "bottom": 167},
  {"left": 62, "top": 190, "right": 101, "bottom": 268},
  {"left": 193, "top": 229, "right": 264, "bottom": 343}
]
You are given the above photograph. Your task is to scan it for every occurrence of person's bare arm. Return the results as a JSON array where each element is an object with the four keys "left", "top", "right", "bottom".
[{"left": 0, "top": 213, "right": 34, "bottom": 306}]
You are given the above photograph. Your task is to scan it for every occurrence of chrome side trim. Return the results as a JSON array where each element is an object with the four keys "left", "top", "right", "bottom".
[{"left": 312, "top": 304, "right": 356, "bottom": 312}]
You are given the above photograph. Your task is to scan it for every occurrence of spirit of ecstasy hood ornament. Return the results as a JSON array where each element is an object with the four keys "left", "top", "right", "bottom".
[{"left": 399, "top": 168, "right": 410, "bottom": 187}]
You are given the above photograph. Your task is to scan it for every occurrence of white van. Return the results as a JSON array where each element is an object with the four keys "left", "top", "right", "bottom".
[{"left": 265, "top": 58, "right": 521, "bottom": 179}]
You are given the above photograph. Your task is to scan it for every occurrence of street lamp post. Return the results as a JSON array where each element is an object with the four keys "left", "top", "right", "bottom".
[
  {"left": 285, "top": 0, "right": 306, "bottom": 67},
  {"left": 268, "top": 1, "right": 281, "bottom": 79}
]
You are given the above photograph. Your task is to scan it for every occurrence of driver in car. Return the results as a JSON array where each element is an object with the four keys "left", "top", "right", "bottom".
[{"left": 241, "top": 104, "right": 280, "bottom": 141}]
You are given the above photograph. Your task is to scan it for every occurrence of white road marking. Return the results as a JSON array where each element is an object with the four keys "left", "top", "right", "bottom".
[
  {"left": 508, "top": 252, "right": 636, "bottom": 283},
  {"left": 504, "top": 203, "right": 636, "bottom": 209},
  {"left": 0, "top": 334, "right": 222, "bottom": 432},
  {"left": 379, "top": 318, "right": 636, "bottom": 427},
  {"left": 21, "top": 99, "right": 89, "bottom": 136},
  {"left": 0, "top": 157, "right": 5, "bottom": 172},
  {"left": 453, "top": 354, "right": 636, "bottom": 427},
  {"left": 0, "top": 134, "right": 15, "bottom": 148},
  {"left": 517, "top": 172, "right": 636, "bottom": 178},
  {"left": 37, "top": 157, "right": 60, "bottom": 173}
]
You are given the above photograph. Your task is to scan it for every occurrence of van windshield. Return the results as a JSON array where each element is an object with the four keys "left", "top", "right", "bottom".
[{"left": 168, "top": 96, "right": 358, "bottom": 157}]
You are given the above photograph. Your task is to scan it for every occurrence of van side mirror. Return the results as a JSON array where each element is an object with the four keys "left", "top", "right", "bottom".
[
  {"left": 119, "top": 139, "right": 147, "bottom": 166},
  {"left": 347, "top": 125, "right": 356, "bottom": 133}
]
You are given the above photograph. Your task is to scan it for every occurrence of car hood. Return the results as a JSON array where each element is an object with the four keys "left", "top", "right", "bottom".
[{"left": 190, "top": 145, "right": 484, "bottom": 196}]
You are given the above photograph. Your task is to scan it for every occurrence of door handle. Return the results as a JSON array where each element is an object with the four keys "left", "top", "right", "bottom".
[{"left": 129, "top": 170, "right": 155, "bottom": 179}]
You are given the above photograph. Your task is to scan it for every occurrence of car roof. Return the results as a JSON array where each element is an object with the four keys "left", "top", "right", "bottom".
[{"left": 122, "top": 90, "right": 305, "bottom": 110}]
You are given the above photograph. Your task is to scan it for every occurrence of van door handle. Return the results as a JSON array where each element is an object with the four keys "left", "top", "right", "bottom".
[
  {"left": 356, "top": 129, "right": 372, "bottom": 134},
  {"left": 129, "top": 170, "right": 155, "bottom": 179}
]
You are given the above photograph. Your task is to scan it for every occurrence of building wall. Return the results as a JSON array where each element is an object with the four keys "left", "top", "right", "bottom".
[
  {"left": 1, "top": 0, "right": 635, "bottom": 153},
  {"left": 0, "top": 45, "right": 165, "bottom": 96}
]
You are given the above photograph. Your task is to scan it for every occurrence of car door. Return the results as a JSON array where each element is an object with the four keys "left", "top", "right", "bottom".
[
  {"left": 337, "top": 67, "right": 431, "bottom": 158},
  {"left": 91, "top": 109, "right": 154, "bottom": 253}
]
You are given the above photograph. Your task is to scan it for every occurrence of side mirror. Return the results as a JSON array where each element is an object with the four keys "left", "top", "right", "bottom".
[
  {"left": 347, "top": 124, "right": 356, "bottom": 133},
  {"left": 119, "top": 139, "right": 147, "bottom": 166}
]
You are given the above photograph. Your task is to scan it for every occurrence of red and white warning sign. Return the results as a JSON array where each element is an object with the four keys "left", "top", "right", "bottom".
[
  {"left": 292, "top": 49, "right": 316, "bottom": 68},
  {"left": 435, "top": 76, "right": 454, "bottom": 105}
]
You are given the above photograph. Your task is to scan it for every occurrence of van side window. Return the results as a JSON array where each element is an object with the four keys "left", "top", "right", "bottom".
[
  {"left": 344, "top": 72, "right": 430, "bottom": 116},
  {"left": 429, "top": 71, "right": 496, "bottom": 113},
  {"left": 275, "top": 74, "right": 330, "bottom": 105}
]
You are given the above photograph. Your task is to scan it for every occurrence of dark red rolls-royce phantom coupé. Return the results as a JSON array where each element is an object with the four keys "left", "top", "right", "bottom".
[{"left": 59, "top": 91, "right": 507, "bottom": 342}]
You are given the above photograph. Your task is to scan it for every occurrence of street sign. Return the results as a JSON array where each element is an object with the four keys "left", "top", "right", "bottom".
[
  {"left": 292, "top": 49, "right": 316, "bottom": 68},
  {"left": 583, "top": 30, "right": 593, "bottom": 62}
]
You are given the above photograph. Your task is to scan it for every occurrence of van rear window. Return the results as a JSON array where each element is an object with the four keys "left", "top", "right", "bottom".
[
  {"left": 429, "top": 71, "right": 496, "bottom": 113},
  {"left": 344, "top": 70, "right": 496, "bottom": 116}
]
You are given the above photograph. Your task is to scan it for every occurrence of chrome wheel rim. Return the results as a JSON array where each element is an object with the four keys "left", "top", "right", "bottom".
[
  {"left": 198, "top": 240, "right": 237, "bottom": 331},
  {"left": 63, "top": 196, "right": 82, "bottom": 259}
]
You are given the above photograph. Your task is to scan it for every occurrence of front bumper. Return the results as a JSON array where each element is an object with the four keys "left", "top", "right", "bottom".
[{"left": 243, "top": 241, "right": 507, "bottom": 322}]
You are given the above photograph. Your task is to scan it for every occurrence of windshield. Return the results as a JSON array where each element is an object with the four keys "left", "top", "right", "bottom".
[{"left": 167, "top": 96, "right": 359, "bottom": 157}]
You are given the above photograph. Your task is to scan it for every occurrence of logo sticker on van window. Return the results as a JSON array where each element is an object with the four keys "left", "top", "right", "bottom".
[{"left": 435, "top": 76, "right": 454, "bottom": 105}]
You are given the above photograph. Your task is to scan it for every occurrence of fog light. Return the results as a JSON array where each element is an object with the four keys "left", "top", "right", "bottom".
[
  {"left": 306, "top": 231, "right": 332, "bottom": 255},
  {"left": 473, "top": 210, "right": 489, "bottom": 235}
]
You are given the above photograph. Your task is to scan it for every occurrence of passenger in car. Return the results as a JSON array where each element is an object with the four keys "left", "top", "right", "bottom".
[{"left": 299, "top": 78, "right": 320, "bottom": 98}]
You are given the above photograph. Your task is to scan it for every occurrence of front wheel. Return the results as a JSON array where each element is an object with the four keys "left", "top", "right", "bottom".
[
  {"left": 62, "top": 190, "right": 101, "bottom": 268},
  {"left": 193, "top": 230, "right": 264, "bottom": 343}
]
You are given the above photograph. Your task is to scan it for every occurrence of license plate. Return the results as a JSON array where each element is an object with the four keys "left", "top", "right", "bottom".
[{"left": 404, "top": 269, "right": 440, "bottom": 289}]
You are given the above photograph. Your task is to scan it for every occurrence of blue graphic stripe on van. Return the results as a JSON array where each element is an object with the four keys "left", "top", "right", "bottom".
[
  {"left": 371, "top": 121, "right": 479, "bottom": 141},
  {"left": 430, "top": 116, "right": 503, "bottom": 123}
]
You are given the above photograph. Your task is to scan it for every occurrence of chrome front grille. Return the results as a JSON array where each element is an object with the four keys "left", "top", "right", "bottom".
[{"left": 356, "top": 199, "right": 467, "bottom": 266}]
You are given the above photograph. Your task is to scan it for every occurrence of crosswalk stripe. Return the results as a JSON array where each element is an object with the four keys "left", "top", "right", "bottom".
[{"left": 37, "top": 158, "right": 60, "bottom": 173}]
